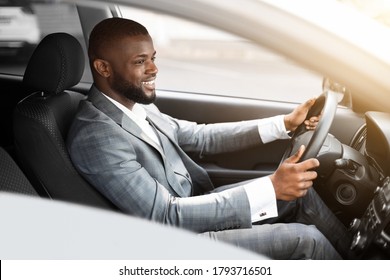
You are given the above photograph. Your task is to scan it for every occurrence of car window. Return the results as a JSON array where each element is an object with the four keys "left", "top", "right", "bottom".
[
  {"left": 0, "top": 1, "right": 323, "bottom": 103},
  {"left": 0, "top": 1, "right": 89, "bottom": 81},
  {"left": 120, "top": 6, "right": 323, "bottom": 103},
  {"left": 338, "top": 0, "right": 390, "bottom": 27}
]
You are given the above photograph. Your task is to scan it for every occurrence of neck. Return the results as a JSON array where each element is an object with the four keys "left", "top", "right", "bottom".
[{"left": 95, "top": 83, "right": 135, "bottom": 110}]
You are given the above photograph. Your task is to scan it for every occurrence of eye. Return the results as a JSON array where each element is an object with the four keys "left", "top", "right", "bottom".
[
  {"left": 151, "top": 56, "right": 156, "bottom": 62},
  {"left": 135, "top": 59, "right": 145, "bottom": 65}
]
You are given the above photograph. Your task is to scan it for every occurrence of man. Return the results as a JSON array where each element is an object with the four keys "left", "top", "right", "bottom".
[{"left": 67, "top": 18, "right": 351, "bottom": 259}]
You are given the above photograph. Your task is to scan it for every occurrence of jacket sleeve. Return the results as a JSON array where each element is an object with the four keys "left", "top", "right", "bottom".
[{"left": 165, "top": 114, "right": 264, "bottom": 156}]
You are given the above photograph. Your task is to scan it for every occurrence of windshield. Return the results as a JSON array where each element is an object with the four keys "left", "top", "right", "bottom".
[{"left": 338, "top": 0, "right": 390, "bottom": 27}]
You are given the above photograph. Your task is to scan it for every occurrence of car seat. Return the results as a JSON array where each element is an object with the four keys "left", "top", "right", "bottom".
[
  {"left": 13, "top": 33, "right": 117, "bottom": 210},
  {"left": 0, "top": 147, "right": 38, "bottom": 196}
]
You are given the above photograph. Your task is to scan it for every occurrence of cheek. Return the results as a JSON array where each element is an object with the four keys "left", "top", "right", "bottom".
[{"left": 122, "top": 66, "right": 144, "bottom": 84}]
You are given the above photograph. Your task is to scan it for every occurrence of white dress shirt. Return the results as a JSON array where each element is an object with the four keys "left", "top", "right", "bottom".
[{"left": 102, "top": 93, "right": 290, "bottom": 223}]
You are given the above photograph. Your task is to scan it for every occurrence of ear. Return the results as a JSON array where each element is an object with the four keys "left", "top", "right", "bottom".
[{"left": 93, "top": 59, "right": 111, "bottom": 78}]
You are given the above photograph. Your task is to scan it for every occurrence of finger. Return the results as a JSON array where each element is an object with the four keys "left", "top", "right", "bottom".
[
  {"left": 309, "top": 116, "right": 320, "bottom": 122},
  {"left": 303, "top": 170, "right": 318, "bottom": 181},
  {"left": 300, "top": 189, "right": 309, "bottom": 197},
  {"left": 293, "top": 187, "right": 310, "bottom": 198},
  {"left": 306, "top": 125, "right": 315, "bottom": 130},
  {"left": 304, "top": 97, "right": 316, "bottom": 109},
  {"left": 296, "top": 98, "right": 315, "bottom": 114},
  {"left": 297, "top": 158, "right": 320, "bottom": 172},
  {"left": 308, "top": 117, "right": 320, "bottom": 124},
  {"left": 296, "top": 171, "right": 318, "bottom": 185},
  {"left": 304, "top": 119, "right": 317, "bottom": 129},
  {"left": 285, "top": 145, "right": 305, "bottom": 164},
  {"left": 305, "top": 121, "right": 318, "bottom": 130}
]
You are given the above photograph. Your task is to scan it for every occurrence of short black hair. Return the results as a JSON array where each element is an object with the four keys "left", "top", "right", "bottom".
[{"left": 88, "top": 17, "right": 149, "bottom": 62}]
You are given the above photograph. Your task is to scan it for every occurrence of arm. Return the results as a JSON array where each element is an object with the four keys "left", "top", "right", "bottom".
[
  {"left": 167, "top": 115, "right": 262, "bottom": 156},
  {"left": 164, "top": 98, "right": 319, "bottom": 156},
  {"left": 67, "top": 111, "right": 252, "bottom": 233}
]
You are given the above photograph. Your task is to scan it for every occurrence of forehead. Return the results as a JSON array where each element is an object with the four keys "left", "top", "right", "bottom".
[{"left": 116, "top": 34, "right": 155, "bottom": 56}]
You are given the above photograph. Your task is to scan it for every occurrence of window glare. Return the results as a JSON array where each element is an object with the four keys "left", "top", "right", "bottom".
[{"left": 120, "top": 6, "right": 323, "bottom": 103}]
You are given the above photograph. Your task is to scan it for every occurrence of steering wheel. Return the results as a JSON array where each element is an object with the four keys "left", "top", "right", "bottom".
[{"left": 279, "top": 90, "right": 340, "bottom": 164}]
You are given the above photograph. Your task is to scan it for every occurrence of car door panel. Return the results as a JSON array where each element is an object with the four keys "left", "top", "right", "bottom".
[{"left": 154, "top": 89, "right": 365, "bottom": 187}]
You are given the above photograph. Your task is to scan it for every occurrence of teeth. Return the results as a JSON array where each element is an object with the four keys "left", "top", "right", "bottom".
[{"left": 143, "top": 80, "right": 155, "bottom": 85}]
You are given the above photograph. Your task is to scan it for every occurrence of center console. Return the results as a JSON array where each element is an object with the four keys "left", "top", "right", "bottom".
[{"left": 349, "top": 176, "right": 390, "bottom": 256}]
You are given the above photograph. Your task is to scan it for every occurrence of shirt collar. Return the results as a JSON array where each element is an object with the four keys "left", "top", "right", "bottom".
[{"left": 100, "top": 92, "right": 147, "bottom": 123}]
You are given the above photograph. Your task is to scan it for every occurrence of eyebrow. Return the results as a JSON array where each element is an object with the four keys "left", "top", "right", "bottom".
[{"left": 134, "top": 51, "right": 156, "bottom": 58}]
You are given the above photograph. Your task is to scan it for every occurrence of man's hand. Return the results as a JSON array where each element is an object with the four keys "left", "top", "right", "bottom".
[
  {"left": 284, "top": 97, "right": 320, "bottom": 132},
  {"left": 270, "top": 145, "right": 319, "bottom": 201}
]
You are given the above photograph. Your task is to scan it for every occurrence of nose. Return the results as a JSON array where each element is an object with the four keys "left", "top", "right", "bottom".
[{"left": 146, "top": 60, "right": 158, "bottom": 75}]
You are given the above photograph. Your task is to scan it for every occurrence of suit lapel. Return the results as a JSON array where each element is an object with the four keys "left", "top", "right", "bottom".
[
  {"left": 145, "top": 105, "right": 214, "bottom": 194},
  {"left": 88, "top": 86, "right": 123, "bottom": 126},
  {"left": 87, "top": 86, "right": 190, "bottom": 197},
  {"left": 88, "top": 86, "right": 165, "bottom": 155},
  {"left": 122, "top": 116, "right": 165, "bottom": 156},
  {"left": 145, "top": 107, "right": 177, "bottom": 142}
]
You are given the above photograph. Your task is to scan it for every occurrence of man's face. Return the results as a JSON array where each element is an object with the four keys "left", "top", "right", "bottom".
[{"left": 106, "top": 34, "right": 158, "bottom": 104}]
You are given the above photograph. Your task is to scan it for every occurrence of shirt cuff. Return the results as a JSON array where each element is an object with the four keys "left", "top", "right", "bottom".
[
  {"left": 257, "top": 115, "right": 290, "bottom": 144},
  {"left": 242, "top": 176, "right": 278, "bottom": 223}
]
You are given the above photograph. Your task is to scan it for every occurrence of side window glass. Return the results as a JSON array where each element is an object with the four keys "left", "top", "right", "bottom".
[
  {"left": 120, "top": 6, "right": 323, "bottom": 103},
  {"left": 0, "top": 1, "right": 89, "bottom": 81}
]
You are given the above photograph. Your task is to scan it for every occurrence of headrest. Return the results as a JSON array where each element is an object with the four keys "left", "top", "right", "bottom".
[{"left": 23, "top": 33, "right": 85, "bottom": 95}]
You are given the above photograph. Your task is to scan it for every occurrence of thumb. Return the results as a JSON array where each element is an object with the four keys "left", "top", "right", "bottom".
[
  {"left": 301, "top": 97, "right": 316, "bottom": 113},
  {"left": 305, "top": 97, "right": 316, "bottom": 108},
  {"left": 285, "top": 145, "right": 305, "bottom": 164}
]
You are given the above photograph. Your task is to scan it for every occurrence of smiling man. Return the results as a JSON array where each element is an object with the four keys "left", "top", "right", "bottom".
[{"left": 67, "top": 18, "right": 351, "bottom": 259}]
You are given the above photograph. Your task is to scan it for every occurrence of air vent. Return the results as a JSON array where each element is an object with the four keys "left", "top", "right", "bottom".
[{"left": 350, "top": 124, "right": 367, "bottom": 152}]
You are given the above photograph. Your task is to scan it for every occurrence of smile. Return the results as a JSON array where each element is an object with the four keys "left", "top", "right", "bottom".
[{"left": 142, "top": 80, "right": 155, "bottom": 85}]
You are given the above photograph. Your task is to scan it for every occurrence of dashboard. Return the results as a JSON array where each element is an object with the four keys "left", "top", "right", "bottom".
[
  {"left": 347, "top": 111, "right": 390, "bottom": 258},
  {"left": 311, "top": 103, "right": 390, "bottom": 258},
  {"left": 365, "top": 111, "right": 390, "bottom": 177}
]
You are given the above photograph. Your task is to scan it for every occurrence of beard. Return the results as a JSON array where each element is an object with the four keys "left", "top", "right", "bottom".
[{"left": 111, "top": 71, "right": 156, "bottom": 105}]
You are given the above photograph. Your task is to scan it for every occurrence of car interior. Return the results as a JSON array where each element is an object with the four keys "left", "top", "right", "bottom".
[
  {"left": 1, "top": 1, "right": 390, "bottom": 260},
  {"left": 0, "top": 146, "right": 38, "bottom": 197},
  {"left": 12, "top": 32, "right": 117, "bottom": 210}
]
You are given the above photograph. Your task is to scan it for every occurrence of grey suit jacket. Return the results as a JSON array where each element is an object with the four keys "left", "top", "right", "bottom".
[{"left": 67, "top": 85, "right": 265, "bottom": 233}]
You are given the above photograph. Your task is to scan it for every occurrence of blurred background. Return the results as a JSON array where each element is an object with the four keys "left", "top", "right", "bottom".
[{"left": 1, "top": 0, "right": 390, "bottom": 103}]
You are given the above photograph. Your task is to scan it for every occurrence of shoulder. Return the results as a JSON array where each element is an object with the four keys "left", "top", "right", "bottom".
[{"left": 67, "top": 100, "right": 120, "bottom": 146}]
